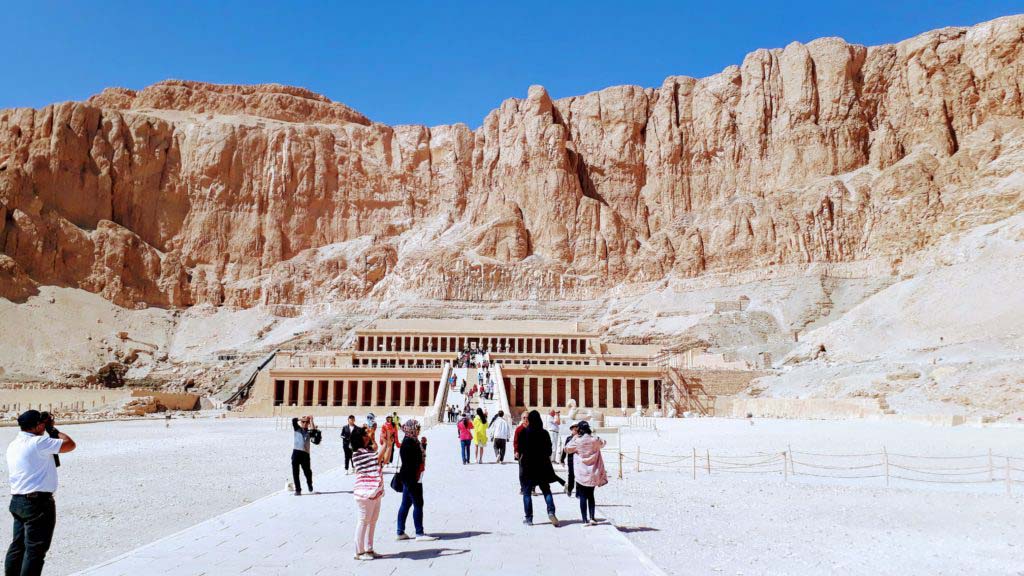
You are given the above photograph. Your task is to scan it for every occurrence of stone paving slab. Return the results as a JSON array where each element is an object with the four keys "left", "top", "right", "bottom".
[{"left": 72, "top": 425, "right": 663, "bottom": 576}]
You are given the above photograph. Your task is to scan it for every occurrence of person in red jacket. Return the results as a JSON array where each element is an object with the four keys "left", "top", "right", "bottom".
[
  {"left": 512, "top": 411, "right": 529, "bottom": 458},
  {"left": 512, "top": 411, "right": 530, "bottom": 495}
]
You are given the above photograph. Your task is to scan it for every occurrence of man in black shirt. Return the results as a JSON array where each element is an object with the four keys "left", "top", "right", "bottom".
[{"left": 340, "top": 415, "right": 357, "bottom": 475}]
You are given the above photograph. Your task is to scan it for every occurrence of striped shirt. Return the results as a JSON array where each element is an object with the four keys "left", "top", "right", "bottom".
[{"left": 352, "top": 448, "right": 383, "bottom": 499}]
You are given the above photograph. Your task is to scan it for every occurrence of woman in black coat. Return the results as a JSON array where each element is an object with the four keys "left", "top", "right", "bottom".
[
  {"left": 518, "top": 410, "right": 559, "bottom": 526},
  {"left": 395, "top": 420, "right": 437, "bottom": 541}
]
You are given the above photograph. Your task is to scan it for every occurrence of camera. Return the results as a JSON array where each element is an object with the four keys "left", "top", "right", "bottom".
[{"left": 40, "top": 411, "right": 61, "bottom": 467}]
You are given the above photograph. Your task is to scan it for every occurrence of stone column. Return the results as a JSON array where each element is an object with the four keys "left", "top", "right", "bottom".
[
  {"left": 414, "top": 380, "right": 421, "bottom": 406},
  {"left": 385, "top": 379, "right": 393, "bottom": 406}
]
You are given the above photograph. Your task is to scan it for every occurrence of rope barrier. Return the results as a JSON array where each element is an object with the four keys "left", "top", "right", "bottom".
[
  {"left": 791, "top": 460, "right": 882, "bottom": 471},
  {"left": 608, "top": 444, "right": 1024, "bottom": 493},
  {"left": 889, "top": 475, "right": 995, "bottom": 485},
  {"left": 888, "top": 464, "right": 994, "bottom": 477},
  {"left": 789, "top": 471, "right": 886, "bottom": 479},
  {"left": 709, "top": 468, "right": 785, "bottom": 475},
  {"left": 791, "top": 450, "right": 883, "bottom": 458},
  {"left": 888, "top": 463, "right": 991, "bottom": 473},
  {"left": 887, "top": 452, "right": 991, "bottom": 460}
]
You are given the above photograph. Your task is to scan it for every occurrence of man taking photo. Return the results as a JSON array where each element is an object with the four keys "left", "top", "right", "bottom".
[{"left": 5, "top": 410, "right": 76, "bottom": 576}]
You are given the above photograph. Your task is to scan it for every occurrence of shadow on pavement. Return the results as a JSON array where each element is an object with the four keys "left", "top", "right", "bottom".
[
  {"left": 308, "top": 490, "right": 352, "bottom": 495},
  {"left": 615, "top": 526, "right": 659, "bottom": 533},
  {"left": 381, "top": 548, "right": 469, "bottom": 560},
  {"left": 433, "top": 531, "right": 491, "bottom": 540}
]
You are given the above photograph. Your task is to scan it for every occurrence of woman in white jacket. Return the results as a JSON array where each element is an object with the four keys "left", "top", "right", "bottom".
[{"left": 563, "top": 420, "right": 607, "bottom": 525}]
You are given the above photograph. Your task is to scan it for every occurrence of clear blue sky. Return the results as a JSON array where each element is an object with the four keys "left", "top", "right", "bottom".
[{"left": 3, "top": 1, "right": 1019, "bottom": 127}]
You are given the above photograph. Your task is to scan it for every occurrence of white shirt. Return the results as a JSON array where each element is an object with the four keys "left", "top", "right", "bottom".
[{"left": 6, "top": 432, "right": 63, "bottom": 494}]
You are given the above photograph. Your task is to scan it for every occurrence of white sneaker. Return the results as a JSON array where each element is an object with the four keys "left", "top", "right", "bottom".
[
  {"left": 415, "top": 535, "right": 438, "bottom": 541},
  {"left": 396, "top": 533, "right": 411, "bottom": 541}
]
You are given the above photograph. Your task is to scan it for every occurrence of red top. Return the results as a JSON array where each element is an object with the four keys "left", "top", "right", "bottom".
[
  {"left": 380, "top": 422, "right": 397, "bottom": 445},
  {"left": 457, "top": 419, "right": 473, "bottom": 440},
  {"left": 513, "top": 422, "right": 527, "bottom": 455}
]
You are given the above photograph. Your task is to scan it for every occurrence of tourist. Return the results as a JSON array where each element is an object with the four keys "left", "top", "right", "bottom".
[
  {"left": 457, "top": 415, "right": 472, "bottom": 464},
  {"left": 563, "top": 421, "right": 608, "bottom": 526},
  {"left": 350, "top": 426, "right": 384, "bottom": 560},
  {"left": 6, "top": 410, "right": 76, "bottom": 576},
  {"left": 512, "top": 411, "right": 528, "bottom": 459},
  {"left": 396, "top": 420, "right": 437, "bottom": 541},
  {"left": 488, "top": 410, "right": 511, "bottom": 463},
  {"left": 365, "top": 413, "right": 378, "bottom": 451},
  {"left": 472, "top": 408, "right": 488, "bottom": 464},
  {"left": 518, "top": 410, "right": 559, "bottom": 526},
  {"left": 560, "top": 423, "right": 579, "bottom": 495},
  {"left": 547, "top": 411, "right": 562, "bottom": 462},
  {"left": 341, "top": 415, "right": 358, "bottom": 475},
  {"left": 291, "top": 416, "right": 321, "bottom": 495},
  {"left": 380, "top": 416, "right": 398, "bottom": 467}
]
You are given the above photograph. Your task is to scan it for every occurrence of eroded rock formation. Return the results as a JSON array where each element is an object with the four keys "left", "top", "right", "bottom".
[{"left": 1, "top": 16, "right": 1023, "bottom": 308}]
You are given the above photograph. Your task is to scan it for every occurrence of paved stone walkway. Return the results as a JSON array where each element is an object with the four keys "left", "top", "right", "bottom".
[{"left": 73, "top": 425, "right": 664, "bottom": 576}]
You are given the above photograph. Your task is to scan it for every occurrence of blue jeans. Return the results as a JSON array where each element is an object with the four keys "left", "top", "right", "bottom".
[
  {"left": 521, "top": 481, "right": 555, "bottom": 521},
  {"left": 396, "top": 482, "right": 424, "bottom": 536},
  {"left": 459, "top": 439, "right": 471, "bottom": 464}
]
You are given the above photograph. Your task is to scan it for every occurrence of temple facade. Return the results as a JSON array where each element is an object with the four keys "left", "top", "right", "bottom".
[{"left": 242, "top": 319, "right": 668, "bottom": 418}]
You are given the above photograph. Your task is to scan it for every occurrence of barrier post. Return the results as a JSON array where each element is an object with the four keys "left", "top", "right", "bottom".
[
  {"left": 706, "top": 449, "right": 711, "bottom": 475},
  {"left": 783, "top": 452, "right": 788, "bottom": 482},
  {"left": 788, "top": 443, "right": 795, "bottom": 476},
  {"left": 1007, "top": 457, "right": 1012, "bottom": 497},
  {"left": 636, "top": 446, "right": 640, "bottom": 472},
  {"left": 883, "top": 446, "right": 889, "bottom": 487},
  {"left": 692, "top": 448, "right": 697, "bottom": 480},
  {"left": 618, "top": 449, "right": 624, "bottom": 480},
  {"left": 988, "top": 449, "right": 994, "bottom": 481}
]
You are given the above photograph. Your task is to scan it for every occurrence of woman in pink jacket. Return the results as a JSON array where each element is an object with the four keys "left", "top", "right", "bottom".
[
  {"left": 563, "top": 420, "right": 607, "bottom": 526},
  {"left": 457, "top": 416, "right": 473, "bottom": 465}
]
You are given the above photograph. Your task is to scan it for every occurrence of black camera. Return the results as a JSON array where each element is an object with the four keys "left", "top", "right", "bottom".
[{"left": 40, "top": 411, "right": 60, "bottom": 467}]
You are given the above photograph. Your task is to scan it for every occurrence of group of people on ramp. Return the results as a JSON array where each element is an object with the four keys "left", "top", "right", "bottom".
[{"left": 288, "top": 405, "right": 608, "bottom": 562}]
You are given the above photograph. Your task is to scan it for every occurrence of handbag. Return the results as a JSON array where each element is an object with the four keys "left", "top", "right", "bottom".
[{"left": 390, "top": 472, "right": 404, "bottom": 493}]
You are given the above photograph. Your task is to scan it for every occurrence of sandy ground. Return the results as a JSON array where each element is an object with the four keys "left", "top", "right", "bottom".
[
  {"left": 2, "top": 417, "right": 1022, "bottom": 575},
  {"left": 600, "top": 419, "right": 1024, "bottom": 575},
  {"left": 0, "top": 417, "right": 321, "bottom": 575}
]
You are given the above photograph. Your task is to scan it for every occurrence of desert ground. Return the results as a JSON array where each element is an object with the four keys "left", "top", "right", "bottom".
[{"left": 1, "top": 416, "right": 1020, "bottom": 575}]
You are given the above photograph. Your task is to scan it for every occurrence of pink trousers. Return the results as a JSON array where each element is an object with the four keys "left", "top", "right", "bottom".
[{"left": 354, "top": 495, "right": 382, "bottom": 554}]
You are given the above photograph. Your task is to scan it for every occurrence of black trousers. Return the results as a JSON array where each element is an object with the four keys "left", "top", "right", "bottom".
[
  {"left": 6, "top": 494, "right": 56, "bottom": 576},
  {"left": 343, "top": 446, "right": 353, "bottom": 470},
  {"left": 566, "top": 455, "right": 575, "bottom": 495},
  {"left": 576, "top": 484, "right": 596, "bottom": 522},
  {"left": 493, "top": 438, "right": 507, "bottom": 462},
  {"left": 291, "top": 450, "right": 313, "bottom": 492}
]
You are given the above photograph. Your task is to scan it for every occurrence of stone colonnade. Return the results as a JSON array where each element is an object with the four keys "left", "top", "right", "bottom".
[
  {"left": 506, "top": 375, "right": 662, "bottom": 410},
  {"left": 357, "top": 334, "right": 589, "bottom": 355},
  {"left": 273, "top": 378, "right": 438, "bottom": 408}
]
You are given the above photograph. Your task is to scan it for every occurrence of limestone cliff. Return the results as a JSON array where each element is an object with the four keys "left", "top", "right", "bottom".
[{"left": 1, "top": 17, "right": 1023, "bottom": 308}]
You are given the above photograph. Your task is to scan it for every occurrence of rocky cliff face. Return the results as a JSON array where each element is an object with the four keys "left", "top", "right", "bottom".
[{"left": 2, "top": 17, "right": 1023, "bottom": 308}]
